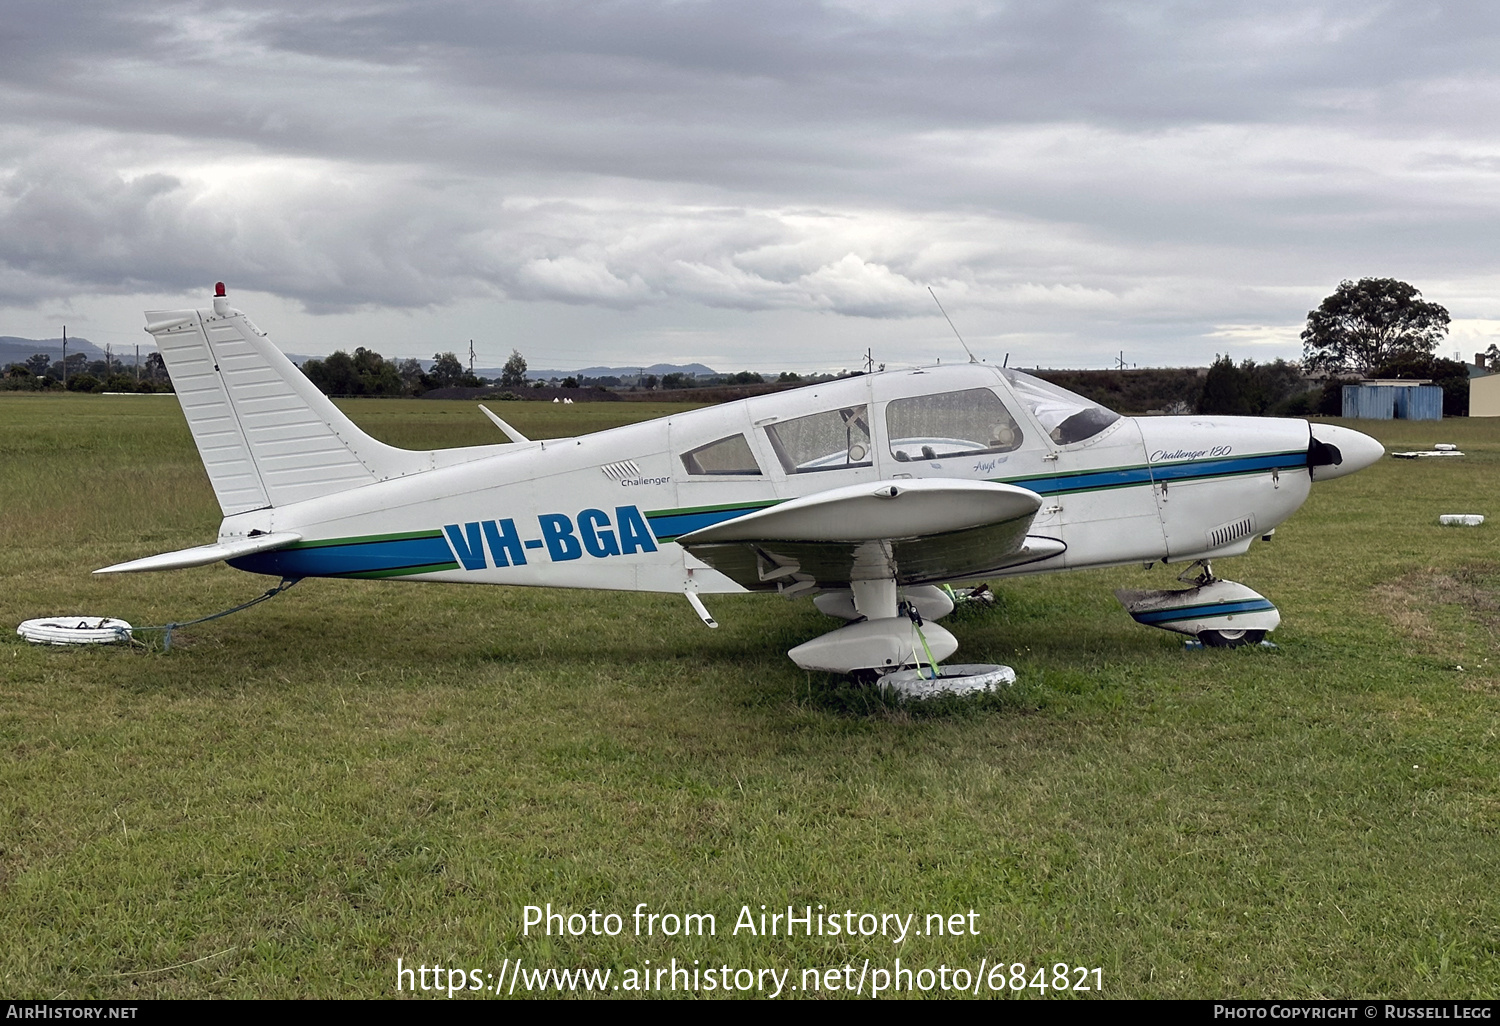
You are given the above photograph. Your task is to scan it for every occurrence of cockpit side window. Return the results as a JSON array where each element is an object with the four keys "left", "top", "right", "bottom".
[
  {"left": 1001, "top": 369, "right": 1121, "bottom": 445},
  {"left": 885, "top": 388, "right": 1023, "bottom": 462},
  {"left": 681, "top": 434, "right": 762, "bottom": 476},
  {"left": 763, "top": 405, "right": 872, "bottom": 474}
]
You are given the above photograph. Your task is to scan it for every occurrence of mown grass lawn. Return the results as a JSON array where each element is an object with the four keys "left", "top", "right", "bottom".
[{"left": 2, "top": 394, "right": 1498, "bottom": 998}]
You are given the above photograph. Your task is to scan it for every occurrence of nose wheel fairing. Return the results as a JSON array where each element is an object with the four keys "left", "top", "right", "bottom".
[{"left": 1115, "top": 577, "right": 1280, "bottom": 647}]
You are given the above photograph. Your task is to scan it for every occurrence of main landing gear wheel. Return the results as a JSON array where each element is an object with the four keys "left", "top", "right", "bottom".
[{"left": 1197, "top": 628, "right": 1266, "bottom": 649}]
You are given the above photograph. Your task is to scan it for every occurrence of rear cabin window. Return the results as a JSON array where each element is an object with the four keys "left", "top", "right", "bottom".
[
  {"left": 681, "top": 434, "right": 762, "bottom": 475},
  {"left": 763, "top": 405, "right": 872, "bottom": 474},
  {"left": 886, "top": 388, "right": 1024, "bottom": 461}
]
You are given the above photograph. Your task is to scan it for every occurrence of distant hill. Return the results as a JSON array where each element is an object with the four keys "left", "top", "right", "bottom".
[
  {"left": 0, "top": 336, "right": 112, "bottom": 366},
  {"left": 280, "top": 356, "right": 719, "bottom": 382}
]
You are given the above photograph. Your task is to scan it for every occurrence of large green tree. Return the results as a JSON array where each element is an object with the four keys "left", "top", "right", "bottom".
[
  {"left": 500, "top": 350, "right": 528, "bottom": 388},
  {"left": 1301, "top": 278, "right": 1450, "bottom": 376},
  {"left": 1198, "top": 355, "right": 1252, "bottom": 416},
  {"left": 430, "top": 351, "right": 466, "bottom": 388}
]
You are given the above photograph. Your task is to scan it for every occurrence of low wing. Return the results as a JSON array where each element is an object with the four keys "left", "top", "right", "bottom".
[
  {"left": 94, "top": 532, "right": 303, "bottom": 574},
  {"left": 677, "top": 479, "right": 1062, "bottom": 591}
]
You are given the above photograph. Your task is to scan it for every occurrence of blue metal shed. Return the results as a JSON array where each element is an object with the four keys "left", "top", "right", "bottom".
[{"left": 1341, "top": 382, "right": 1443, "bottom": 420}]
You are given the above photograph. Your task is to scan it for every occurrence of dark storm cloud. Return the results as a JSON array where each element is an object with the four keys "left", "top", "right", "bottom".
[
  {"left": 12, "top": 3, "right": 1500, "bottom": 169},
  {"left": 250, "top": 1, "right": 1500, "bottom": 131}
]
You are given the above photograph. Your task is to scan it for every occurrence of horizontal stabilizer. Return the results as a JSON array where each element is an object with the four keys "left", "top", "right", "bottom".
[
  {"left": 478, "top": 404, "right": 531, "bottom": 443},
  {"left": 94, "top": 532, "right": 303, "bottom": 574}
]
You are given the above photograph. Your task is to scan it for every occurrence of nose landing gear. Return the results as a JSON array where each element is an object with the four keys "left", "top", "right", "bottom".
[{"left": 1115, "top": 561, "right": 1280, "bottom": 648}]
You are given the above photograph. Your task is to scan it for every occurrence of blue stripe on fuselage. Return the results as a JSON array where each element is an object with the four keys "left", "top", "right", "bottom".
[
  {"left": 230, "top": 534, "right": 457, "bottom": 577},
  {"left": 1012, "top": 464, "right": 1155, "bottom": 495},
  {"left": 645, "top": 505, "right": 769, "bottom": 541},
  {"left": 1014, "top": 451, "right": 1305, "bottom": 496},
  {"left": 1144, "top": 451, "right": 1306, "bottom": 485}
]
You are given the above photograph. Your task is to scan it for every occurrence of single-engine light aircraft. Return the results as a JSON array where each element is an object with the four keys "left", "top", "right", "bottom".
[{"left": 99, "top": 285, "right": 1382, "bottom": 678}]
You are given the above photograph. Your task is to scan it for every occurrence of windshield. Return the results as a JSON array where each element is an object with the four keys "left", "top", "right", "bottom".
[{"left": 1000, "top": 369, "right": 1121, "bottom": 445}]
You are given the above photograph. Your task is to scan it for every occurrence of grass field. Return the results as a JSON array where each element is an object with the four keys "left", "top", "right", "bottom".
[{"left": 3, "top": 393, "right": 1499, "bottom": 999}]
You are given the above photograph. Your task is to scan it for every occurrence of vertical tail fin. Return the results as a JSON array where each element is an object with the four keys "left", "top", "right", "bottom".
[{"left": 146, "top": 288, "right": 447, "bottom": 515}]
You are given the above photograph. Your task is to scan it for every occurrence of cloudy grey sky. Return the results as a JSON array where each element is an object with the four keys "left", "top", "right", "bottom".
[{"left": 4, "top": 0, "right": 1500, "bottom": 372}]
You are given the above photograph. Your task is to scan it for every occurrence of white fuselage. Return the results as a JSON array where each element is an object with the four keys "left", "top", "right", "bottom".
[{"left": 217, "top": 364, "right": 1322, "bottom": 594}]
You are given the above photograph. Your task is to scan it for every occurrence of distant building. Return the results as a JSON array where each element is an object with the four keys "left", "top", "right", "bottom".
[
  {"left": 1469, "top": 354, "right": 1500, "bottom": 416},
  {"left": 1342, "top": 380, "right": 1443, "bottom": 420}
]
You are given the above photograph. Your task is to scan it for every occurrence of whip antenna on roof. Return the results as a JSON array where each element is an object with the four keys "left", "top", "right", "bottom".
[{"left": 928, "top": 287, "right": 978, "bottom": 364}]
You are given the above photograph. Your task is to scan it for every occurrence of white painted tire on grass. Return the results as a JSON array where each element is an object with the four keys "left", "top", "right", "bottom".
[
  {"left": 17, "top": 617, "right": 133, "bottom": 645},
  {"left": 879, "top": 663, "right": 1016, "bottom": 699}
]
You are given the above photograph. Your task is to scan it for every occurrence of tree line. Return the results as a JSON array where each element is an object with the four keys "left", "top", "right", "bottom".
[
  {"left": 295, "top": 347, "right": 784, "bottom": 397},
  {"left": 1, "top": 340, "right": 792, "bottom": 398},
  {"left": 298, "top": 348, "right": 477, "bottom": 397},
  {"left": 2, "top": 351, "right": 173, "bottom": 392},
  {"left": 2, "top": 279, "right": 1473, "bottom": 411}
]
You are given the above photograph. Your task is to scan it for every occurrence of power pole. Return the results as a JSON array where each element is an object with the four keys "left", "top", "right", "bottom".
[
  {"left": 135, "top": 344, "right": 140, "bottom": 382},
  {"left": 468, "top": 340, "right": 475, "bottom": 375},
  {"left": 61, "top": 326, "right": 67, "bottom": 390}
]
